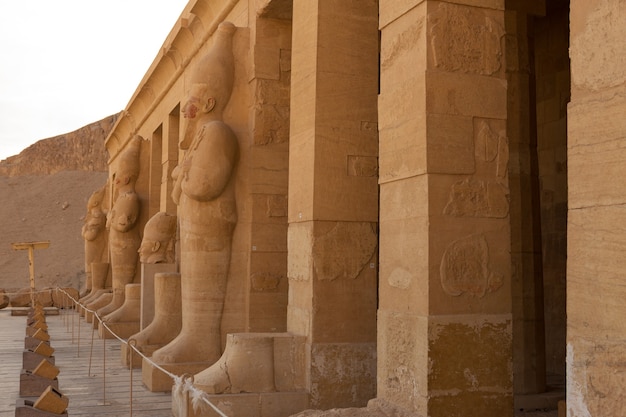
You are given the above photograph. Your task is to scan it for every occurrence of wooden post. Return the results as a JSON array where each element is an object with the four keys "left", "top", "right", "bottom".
[{"left": 12, "top": 241, "right": 50, "bottom": 306}]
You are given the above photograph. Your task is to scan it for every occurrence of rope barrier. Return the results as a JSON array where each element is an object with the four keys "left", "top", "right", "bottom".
[{"left": 56, "top": 287, "right": 228, "bottom": 417}]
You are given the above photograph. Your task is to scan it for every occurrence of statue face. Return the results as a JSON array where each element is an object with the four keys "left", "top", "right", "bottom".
[
  {"left": 138, "top": 237, "right": 162, "bottom": 263},
  {"left": 109, "top": 195, "right": 137, "bottom": 232}
]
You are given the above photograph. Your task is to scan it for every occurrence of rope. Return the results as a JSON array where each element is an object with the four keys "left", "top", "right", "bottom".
[{"left": 57, "top": 287, "right": 228, "bottom": 417}]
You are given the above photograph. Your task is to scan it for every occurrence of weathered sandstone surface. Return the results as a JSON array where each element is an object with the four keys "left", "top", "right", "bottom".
[{"left": 0, "top": 116, "right": 115, "bottom": 293}]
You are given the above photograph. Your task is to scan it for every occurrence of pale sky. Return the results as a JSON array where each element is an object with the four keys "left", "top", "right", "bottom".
[{"left": 0, "top": 0, "right": 189, "bottom": 161}]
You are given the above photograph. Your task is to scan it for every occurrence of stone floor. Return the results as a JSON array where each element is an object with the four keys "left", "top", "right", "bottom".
[{"left": 0, "top": 307, "right": 172, "bottom": 417}]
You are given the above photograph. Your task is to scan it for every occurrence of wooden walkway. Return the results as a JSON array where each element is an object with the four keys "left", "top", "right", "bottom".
[{"left": 0, "top": 308, "right": 173, "bottom": 417}]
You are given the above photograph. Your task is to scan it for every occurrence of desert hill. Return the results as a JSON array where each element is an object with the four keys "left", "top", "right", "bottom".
[{"left": 0, "top": 115, "right": 118, "bottom": 291}]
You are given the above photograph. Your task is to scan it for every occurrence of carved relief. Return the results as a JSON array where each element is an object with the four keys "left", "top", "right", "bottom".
[
  {"left": 429, "top": 3, "right": 504, "bottom": 76},
  {"left": 475, "top": 119, "right": 508, "bottom": 178},
  {"left": 388, "top": 267, "right": 413, "bottom": 290},
  {"left": 443, "top": 179, "right": 509, "bottom": 218},
  {"left": 440, "top": 234, "right": 503, "bottom": 297},
  {"left": 348, "top": 155, "right": 378, "bottom": 177},
  {"left": 313, "top": 222, "right": 377, "bottom": 281},
  {"left": 251, "top": 272, "right": 282, "bottom": 292}
]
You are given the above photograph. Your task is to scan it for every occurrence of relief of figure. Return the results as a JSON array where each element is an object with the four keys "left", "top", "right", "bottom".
[
  {"left": 152, "top": 21, "right": 238, "bottom": 367},
  {"left": 80, "top": 182, "right": 108, "bottom": 298},
  {"left": 97, "top": 137, "right": 142, "bottom": 318}
]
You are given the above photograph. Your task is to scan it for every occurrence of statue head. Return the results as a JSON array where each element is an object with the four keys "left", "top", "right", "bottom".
[
  {"left": 107, "top": 192, "right": 139, "bottom": 232},
  {"left": 138, "top": 212, "right": 177, "bottom": 264},
  {"left": 180, "top": 22, "right": 236, "bottom": 150},
  {"left": 87, "top": 184, "right": 106, "bottom": 211},
  {"left": 115, "top": 136, "right": 142, "bottom": 187}
]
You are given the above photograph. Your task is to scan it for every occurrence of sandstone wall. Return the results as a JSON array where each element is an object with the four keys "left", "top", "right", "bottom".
[{"left": 567, "top": 0, "right": 626, "bottom": 415}]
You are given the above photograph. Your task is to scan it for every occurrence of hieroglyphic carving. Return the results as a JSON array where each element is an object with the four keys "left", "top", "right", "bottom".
[
  {"left": 440, "top": 234, "right": 503, "bottom": 297},
  {"left": 429, "top": 3, "right": 504, "bottom": 76},
  {"left": 443, "top": 179, "right": 509, "bottom": 218},
  {"left": 348, "top": 155, "right": 379, "bottom": 177},
  {"left": 313, "top": 222, "right": 378, "bottom": 281},
  {"left": 388, "top": 267, "right": 413, "bottom": 290},
  {"left": 475, "top": 119, "right": 508, "bottom": 178}
]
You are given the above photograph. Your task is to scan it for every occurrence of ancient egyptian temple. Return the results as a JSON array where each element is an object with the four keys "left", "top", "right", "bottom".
[{"left": 77, "top": 0, "right": 625, "bottom": 416}]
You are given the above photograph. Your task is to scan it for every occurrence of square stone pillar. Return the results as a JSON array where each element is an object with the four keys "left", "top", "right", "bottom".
[
  {"left": 377, "top": 1, "right": 513, "bottom": 415},
  {"left": 288, "top": 0, "right": 379, "bottom": 409},
  {"left": 567, "top": 1, "right": 626, "bottom": 415}
]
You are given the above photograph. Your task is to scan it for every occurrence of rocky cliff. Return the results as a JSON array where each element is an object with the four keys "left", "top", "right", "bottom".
[
  {"left": 0, "top": 115, "right": 117, "bottom": 292},
  {"left": 0, "top": 113, "right": 119, "bottom": 177}
]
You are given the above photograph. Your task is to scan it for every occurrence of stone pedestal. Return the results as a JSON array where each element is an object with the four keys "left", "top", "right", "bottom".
[
  {"left": 84, "top": 292, "right": 112, "bottom": 324},
  {"left": 172, "top": 332, "right": 308, "bottom": 417},
  {"left": 123, "top": 272, "right": 182, "bottom": 369},
  {"left": 142, "top": 360, "right": 209, "bottom": 393},
  {"left": 140, "top": 263, "right": 176, "bottom": 329},
  {"left": 173, "top": 391, "right": 309, "bottom": 417},
  {"left": 23, "top": 351, "right": 54, "bottom": 370},
  {"left": 98, "top": 283, "right": 141, "bottom": 340},
  {"left": 19, "top": 370, "right": 58, "bottom": 397}
]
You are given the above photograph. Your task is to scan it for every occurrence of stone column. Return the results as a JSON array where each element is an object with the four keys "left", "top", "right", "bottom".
[
  {"left": 377, "top": 1, "right": 513, "bottom": 415},
  {"left": 288, "top": 0, "right": 379, "bottom": 409},
  {"left": 567, "top": 1, "right": 626, "bottom": 415}
]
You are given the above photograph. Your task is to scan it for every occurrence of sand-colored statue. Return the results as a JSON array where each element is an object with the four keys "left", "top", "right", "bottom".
[
  {"left": 98, "top": 137, "right": 142, "bottom": 318},
  {"left": 80, "top": 183, "right": 108, "bottom": 298},
  {"left": 152, "top": 22, "right": 238, "bottom": 368},
  {"left": 116, "top": 213, "right": 178, "bottom": 354},
  {"left": 138, "top": 212, "right": 177, "bottom": 264}
]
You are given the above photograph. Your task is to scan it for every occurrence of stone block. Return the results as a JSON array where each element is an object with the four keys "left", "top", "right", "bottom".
[
  {"left": 426, "top": 114, "right": 475, "bottom": 174},
  {"left": 23, "top": 351, "right": 55, "bottom": 370},
  {"left": 15, "top": 398, "right": 68, "bottom": 417},
  {"left": 273, "top": 334, "right": 306, "bottom": 392},
  {"left": 568, "top": 206, "right": 626, "bottom": 337},
  {"left": 140, "top": 263, "right": 176, "bottom": 329},
  {"left": 260, "top": 392, "right": 310, "bottom": 417},
  {"left": 31, "top": 328, "right": 50, "bottom": 342},
  {"left": 98, "top": 320, "right": 140, "bottom": 340},
  {"left": 25, "top": 337, "right": 49, "bottom": 351},
  {"left": 568, "top": 96, "right": 626, "bottom": 209},
  {"left": 376, "top": 310, "right": 428, "bottom": 416},
  {"left": 33, "top": 342, "right": 54, "bottom": 358},
  {"left": 176, "top": 391, "right": 311, "bottom": 417},
  {"left": 428, "top": 314, "right": 513, "bottom": 417},
  {"left": 426, "top": 71, "right": 507, "bottom": 120},
  {"left": 379, "top": 0, "right": 425, "bottom": 29},
  {"left": 33, "top": 386, "right": 68, "bottom": 415},
  {"left": 309, "top": 342, "right": 376, "bottom": 409},
  {"left": 378, "top": 77, "right": 427, "bottom": 183},
  {"left": 142, "top": 359, "right": 209, "bottom": 393},
  {"left": 570, "top": 0, "right": 626, "bottom": 95},
  {"left": 33, "top": 359, "right": 60, "bottom": 380},
  {"left": 19, "top": 370, "right": 59, "bottom": 397}
]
